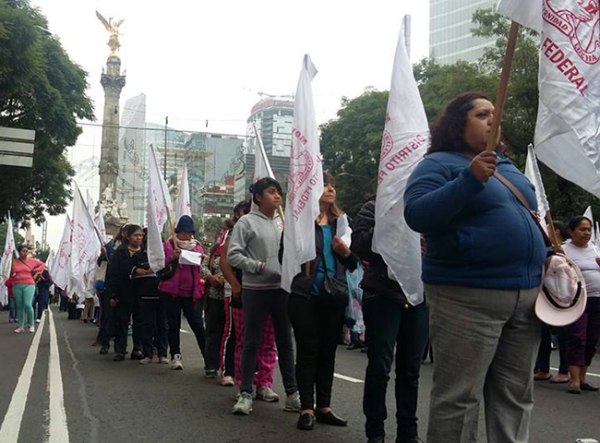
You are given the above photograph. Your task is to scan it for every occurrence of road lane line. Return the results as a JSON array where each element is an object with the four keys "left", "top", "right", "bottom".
[
  {"left": 0, "top": 314, "right": 46, "bottom": 442},
  {"left": 334, "top": 373, "right": 364, "bottom": 383},
  {"left": 48, "top": 309, "right": 70, "bottom": 443},
  {"left": 181, "top": 328, "right": 191, "bottom": 334},
  {"left": 550, "top": 367, "right": 600, "bottom": 378}
]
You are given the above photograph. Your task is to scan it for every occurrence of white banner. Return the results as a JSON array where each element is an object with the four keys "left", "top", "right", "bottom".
[
  {"left": 583, "top": 205, "right": 597, "bottom": 245},
  {"left": 282, "top": 55, "right": 324, "bottom": 293},
  {"left": 499, "top": 0, "right": 600, "bottom": 197},
  {"left": 175, "top": 165, "right": 192, "bottom": 224},
  {"left": 0, "top": 212, "right": 17, "bottom": 305},
  {"left": 147, "top": 144, "right": 173, "bottom": 272},
  {"left": 94, "top": 205, "right": 108, "bottom": 245},
  {"left": 525, "top": 144, "right": 551, "bottom": 232},
  {"left": 51, "top": 216, "right": 72, "bottom": 292},
  {"left": 373, "top": 19, "right": 430, "bottom": 306}
]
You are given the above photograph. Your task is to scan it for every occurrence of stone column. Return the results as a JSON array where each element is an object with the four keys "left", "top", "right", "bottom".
[{"left": 98, "top": 55, "right": 126, "bottom": 200}]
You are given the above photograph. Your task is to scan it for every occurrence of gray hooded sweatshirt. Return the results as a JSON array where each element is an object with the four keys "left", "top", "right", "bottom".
[{"left": 227, "top": 210, "right": 282, "bottom": 290}]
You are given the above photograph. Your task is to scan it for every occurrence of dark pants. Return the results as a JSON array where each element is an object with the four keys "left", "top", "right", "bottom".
[
  {"left": 67, "top": 301, "right": 78, "bottom": 319},
  {"left": 35, "top": 286, "right": 50, "bottom": 319},
  {"left": 363, "top": 294, "right": 429, "bottom": 441},
  {"left": 288, "top": 294, "right": 345, "bottom": 410},
  {"left": 205, "top": 297, "right": 226, "bottom": 371},
  {"left": 240, "top": 289, "right": 297, "bottom": 395},
  {"left": 113, "top": 299, "right": 142, "bottom": 355},
  {"left": 139, "top": 297, "right": 168, "bottom": 358},
  {"left": 60, "top": 295, "right": 68, "bottom": 312},
  {"left": 566, "top": 297, "right": 600, "bottom": 367},
  {"left": 221, "top": 298, "right": 236, "bottom": 377},
  {"left": 165, "top": 295, "right": 206, "bottom": 359},
  {"left": 536, "top": 324, "right": 568, "bottom": 374},
  {"left": 97, "top": 291, "right": 115, "bottom": 348}
]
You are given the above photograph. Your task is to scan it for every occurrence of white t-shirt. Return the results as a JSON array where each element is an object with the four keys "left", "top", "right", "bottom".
[{"left": 562, "top": 242, "right": 600, "bottom": 298}]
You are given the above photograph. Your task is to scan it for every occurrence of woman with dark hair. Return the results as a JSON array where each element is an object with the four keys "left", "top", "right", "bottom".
[
  {"left": 105, "top": 224, "right": 145, "bottom": 361},
  {"left": 228, "top": 178, "right": 300, "bottom": 415},
  {"left": 287, "top": 173, "right": 359, "bottom": 431},
  {"left": 405, "top": 92, "right": 547, "bottom": 443},
  {"left": 11, "top": 244, "right": 45, "bottom": 333},
  {"left": 562, "top": 215, "right": 600, "bottom": 394}
]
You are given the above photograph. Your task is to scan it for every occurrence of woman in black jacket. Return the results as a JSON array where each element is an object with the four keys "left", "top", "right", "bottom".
[
  {"left": 104, "top": 224, "right": 144, "bottom": 362},
  {"left": 287, "top": 173, "right": 359, "bottom": 431}
]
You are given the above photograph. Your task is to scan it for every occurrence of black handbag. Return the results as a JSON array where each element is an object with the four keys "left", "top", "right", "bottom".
[
  {"left": 156, "top": 259, "right": 178, "bottom": 281},
  {"left": 319, "top": 248, "right": 349, "bottom": 306}
]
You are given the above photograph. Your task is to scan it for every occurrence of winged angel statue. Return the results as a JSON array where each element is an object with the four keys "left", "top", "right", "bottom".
[{"left": 96, "top": 11, "right": 125, "bottom": 56}]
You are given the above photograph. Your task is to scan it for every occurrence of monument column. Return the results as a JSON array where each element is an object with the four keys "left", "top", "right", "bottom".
[{"left": 99, "top": 55, "right": 126, "bottom": 200}]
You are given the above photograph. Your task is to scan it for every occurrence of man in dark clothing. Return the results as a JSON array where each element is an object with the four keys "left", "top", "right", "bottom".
[{"left": 351, "top": 198, "right": 428, "bottom": 443}]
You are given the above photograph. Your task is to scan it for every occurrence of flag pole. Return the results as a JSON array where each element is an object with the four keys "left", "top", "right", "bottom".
[{"left": 486, "top": 21, "right": 520, "bottom": 152}]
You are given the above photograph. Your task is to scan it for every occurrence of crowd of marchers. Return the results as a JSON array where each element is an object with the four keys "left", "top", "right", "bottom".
[{"left": 3, "top": 92, "right": 600, "bottom": 443}]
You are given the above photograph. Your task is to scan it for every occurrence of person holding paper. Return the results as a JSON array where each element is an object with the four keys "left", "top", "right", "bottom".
[
  {"left": 228, "top": 178, "right": 300, "bottom": 416},
  {"left": 158, "top": 215, "right": 206, "bottom": 371},
  {"left": 285, "top": 172, "right": 359, "bottom": 431},
  {"left": 405, "top": 92, "right": 547, "bottom": 443}
]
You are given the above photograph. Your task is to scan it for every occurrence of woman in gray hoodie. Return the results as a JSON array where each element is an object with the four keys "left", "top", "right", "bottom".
[{"left": 227, "top": 177, "right": 301, "bottom": 416}]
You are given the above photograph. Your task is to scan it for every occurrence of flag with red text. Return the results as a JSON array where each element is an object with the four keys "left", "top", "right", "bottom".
[{"left": 175, "top": 165, "right": 192, "bottom": 223}]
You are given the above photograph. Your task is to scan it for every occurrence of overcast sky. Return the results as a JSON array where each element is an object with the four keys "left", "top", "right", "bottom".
[{"left": 30, "top": 0, "right": 430, "bottom": 250}]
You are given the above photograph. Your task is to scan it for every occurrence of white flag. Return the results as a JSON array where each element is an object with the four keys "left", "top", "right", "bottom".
[
  {"left": 147, "top": 144, "right": 173, "bottom": 272},
  {"left": 525, "top": 144, "right": 550, "bottom": 232},
  {"left": 373, "top": 19, "right": 430, "bottom": 306},
  {"left": 70, "top": 183, "right": 102, "bottom": 297},
  {"left": 583, "top": 205, "right": 597, "bottom": 245},
  {"left": 94, "top": 205, "right": 108, "bottom": 245},
  {"left": 51, "top": 216, "right": 72, "bottom": 291},
  {"left": 281, "top": 55, "right": 324, "bottom": 293},
  {"left": 252, "top": 123, "right": 283, "bottom": 227},
  {"left": 499, "top": 0, "right": 600, "bottom": 197},
  {"left": 0, "top": 212, "right": 17, "bottom": 305},
  {"left": 86, "top": 189, "right": 95, "bottom": 218},
  {"left": 175, "top": 165, "right": 192, "bottom": 223}
]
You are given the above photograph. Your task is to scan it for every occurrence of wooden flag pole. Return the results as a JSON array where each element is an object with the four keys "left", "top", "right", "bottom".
[
  {"left": 166, "top": 207, "right": 177, "bottom": 243},
  {"left": 486, "top": 21, "right": 520, "bottom": 152},
  {"left": 545, "top": 211, "right": 563, "bottom": 253}
]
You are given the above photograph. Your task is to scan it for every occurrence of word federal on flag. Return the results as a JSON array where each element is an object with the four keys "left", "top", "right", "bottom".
[
  {"left": 498, "top": 0, "right": 600, "bottom": 196},
  {"left": 0, "top": 212, "right": 17, "bottom": 305},
  {"left": 372, "top": 17, "right": 430, "bottom": 306},
  {"left": 51, "top": 216, "right": 72, "bottom": 292},
  {"left": 281, "top": 55, "right": 324, "bottom": 294},
  {"left": 147, "top": 144, "right": 173, "bottom": 273},
  {"left": 175, "top": 165, "right": 192, "bottom": 224}
]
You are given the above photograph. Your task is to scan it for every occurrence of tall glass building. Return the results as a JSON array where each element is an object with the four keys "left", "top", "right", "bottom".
[{"left": 429, "top": 0, "right": 496, "bottom": 65}]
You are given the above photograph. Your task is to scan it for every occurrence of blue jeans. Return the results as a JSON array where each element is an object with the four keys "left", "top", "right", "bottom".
[
  {"left": 8, "top": 297, "right": 17, "bottom": 321},
  {"left": 363, "top": 294, "right": 429, "bottom": 441},
  {"left": 35, "top": 286, "right": 50, "bottom": 319}
]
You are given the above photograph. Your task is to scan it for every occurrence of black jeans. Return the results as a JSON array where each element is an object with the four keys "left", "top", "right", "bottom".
[
  {"left": 165, "top": 296, "right": 206, "bottom": 360},
  {"left": 139, "top": 297, "right": 168, "bottom": 358},
  {"left": 363, "top": 294, "right": 429, "bottom": 441},
  {"left": 288, "top": 294, "right": 345, "bottom": 410},
  {"left": 205, "top": 297, "right": 226, "bottom": 371},
  {"left": 113, "top": 299, "right": 142, "bottom": 355},
  {"left": 35, "top": 286, "right": 50, "bottom": 319},
  {"left": 536, "top": 323, "right": 568, "bottom": 374},
  {"left": 97, "top": 291, "right": 114, "bottom": 348}
]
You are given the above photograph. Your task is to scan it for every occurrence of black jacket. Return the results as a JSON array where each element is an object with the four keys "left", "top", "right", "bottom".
[
  {"left": 281, "top": 217, "right": 359, "bottom": 299},
  {"left": 104, "top": 244, "right": 137, "bottom": 304},
  {"left": 351, "top": 200, "right": 410, "bottom": 307},
  {"left": 130, "top": 249, "right": 161, "bottom": 299}
]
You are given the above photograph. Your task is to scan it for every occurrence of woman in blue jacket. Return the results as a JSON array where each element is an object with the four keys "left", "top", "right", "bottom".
[{"left": 404, "top": 92, "right": 547, "bottom": 443}]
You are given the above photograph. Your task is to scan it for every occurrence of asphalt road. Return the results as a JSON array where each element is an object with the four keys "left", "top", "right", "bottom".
[{"left": 1, "top": 306, "right": 599, "bottom": 443}]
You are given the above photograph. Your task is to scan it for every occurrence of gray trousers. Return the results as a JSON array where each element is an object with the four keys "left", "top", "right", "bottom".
[
  {"left": 240, "top": 288, "right": 297, "bottom": 395},
  {"left": 425, "top": 284, "right": 541, "bottom": 443}
]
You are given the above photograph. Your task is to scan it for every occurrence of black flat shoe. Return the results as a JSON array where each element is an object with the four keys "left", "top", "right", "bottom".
[
  {"left": 130, "top": 350, "right": 144, "bottom": 360},
  {"left": 297, "top": 413, "right": 315, "bottom": 431},
  {"left": 315, "top": 409, "right": 348, "bottom": 427},
  {"left": 581, "top": 382, "right": 599, "bottom": 391},
  {"left": 113, "top": 353, "right": 125, "bottom": 362},
  {"left": 99, "top": 347, "right": 109, "bottom": 355}
]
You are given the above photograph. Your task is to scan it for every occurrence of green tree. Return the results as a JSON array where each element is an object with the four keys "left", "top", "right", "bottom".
[
  {"left": 202, "top": 216, "right": 225, "bottom": 245},
  {"left": 0, "top": 0, "right": 94, "bottom": 224}
]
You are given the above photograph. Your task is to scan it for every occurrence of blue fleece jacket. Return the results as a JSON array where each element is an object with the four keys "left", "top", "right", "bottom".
[{"left": 404, "top": 151, "right": 547, "bottom": 290}]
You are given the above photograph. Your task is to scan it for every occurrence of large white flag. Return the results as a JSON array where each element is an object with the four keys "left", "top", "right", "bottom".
[
  {"left": 373, "top": 19, "right": 430, "bottom": 306},
  {"left": 498, "top": 0, "right": 600, "bottom": 196},
  {"left": 175, "top": 165, "right": 192, "bottom": 223},
  {"left": 70, "top": 183, "right": 102, "bottom": 297},
  {"left": 0, "top": 212, "right": 17, "bottom": 305},
  {"left": 525, "top": 144, "right": 551, "bottom": 232},
  {"left": 147, "top": 144, "right": 173, "bottom": 272},
  {"left": 94, "top": 205, "right": 108, "bottom": 245},
  {"left": 281, "top": 55, "right": 324, "bottom": 293},
  {"left": 51, "top": 216, "right": 72, "bottom": 291}
]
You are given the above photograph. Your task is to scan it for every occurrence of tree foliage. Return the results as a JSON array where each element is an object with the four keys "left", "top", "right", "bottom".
[{"left": 0, "top": 0, "right": 94, "bottom": 225}]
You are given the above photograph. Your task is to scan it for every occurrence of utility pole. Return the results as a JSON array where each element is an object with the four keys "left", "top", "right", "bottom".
[{"left": 164, "top": 116, "right": 169, "bottom": 180}]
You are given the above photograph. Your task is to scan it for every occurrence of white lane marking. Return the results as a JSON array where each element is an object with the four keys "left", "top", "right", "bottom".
[
  {"left": 0, "top": 314, "right": 46, "bottom": 441},
  {"left": 180, "top": 328, "right": 191, "bottom": 334},
  {"left": 48, "top": 309, "right": 69, "bottom": 443},
  {"left": 550, "top": 367, "right": 600, "bottom": 378},
  {"left": 334, "top": 373, "right": 364, "bottom": 383}
]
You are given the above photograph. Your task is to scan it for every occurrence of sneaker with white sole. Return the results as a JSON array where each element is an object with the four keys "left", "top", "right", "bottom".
[
  {"left": 232, "top": 392, "right": 253, "bottom": 415},
  {"left": 14, "top": 327, "right": 24, "bottom": 333},
  {"left": 35, "top": 319, "right": 41, "bottom": 324},
  {"left": 28, "top": 326, "right": 35, "bottom": 333},
  {"left": 139, "top": 357, "right": 152, "bottom": 365},
  {"left": 158, "top": 356, "right": 169, "bottom": 364},
  {"left": 256, "top": 386, "right": 279, "bottom": 402},
  {"left": 205, "top": 369, "right": 218, "bottom": 379},
  {"left": 220, "top": 376, "right": 235, "bottom": 387},
  {"left": 284, "top": 391, "right": 301, "bottom": 412},
  {"left": 170, "top": 354, "right": 183, "bottom": 370}
]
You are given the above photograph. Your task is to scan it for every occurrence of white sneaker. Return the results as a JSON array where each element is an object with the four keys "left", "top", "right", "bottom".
[
  {"left": 139, "top": 357, "right": 152, "bottom": 365},
  {"left": 35, "top": 319, "right": 41, "bottom": 324},
  {"left": 158, "top": 357, "right": 169, "bottom": 364},
  {"left": 256, "top": 386, "right": 279, "bottom": 402},
  {"left": 14, "top": 327, "right": 24, "bottom": 333},
  {"left": 220, "top": 376, "right": 235, "bottom": 387},
  {"left": 28, "top": 326, "right": 35, "bottom": 333},
  {"left": 232, "top": 392, "right": 253, "bottom": 415},
  {"left": 170, "top": 354, "right": 183, "bottom": 370},
  {"left": 284, "top": 391, "right": 301, "bottom": 412}
]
